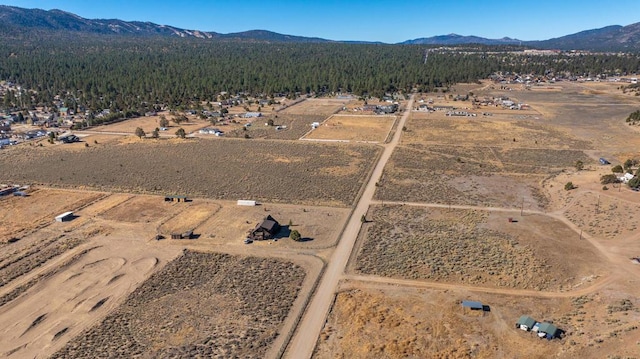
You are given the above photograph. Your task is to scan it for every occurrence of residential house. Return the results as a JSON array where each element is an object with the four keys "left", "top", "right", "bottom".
[{"left": 250, "top": 215, "right": 281, "bottom": 240}]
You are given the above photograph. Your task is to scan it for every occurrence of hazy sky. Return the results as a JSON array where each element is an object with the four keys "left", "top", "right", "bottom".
[{"left": 1, "top": 0, "right": 639, "bottom": 43}]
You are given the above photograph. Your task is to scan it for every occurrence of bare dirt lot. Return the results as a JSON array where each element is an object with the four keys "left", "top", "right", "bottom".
[
  {"left": 352, "top": 205, "right": 607, "bottom": 291},
  {"left": 0, "top": 189, "right": 104, "bottom": 242},
  {"left": 225, "top": 114, "right": 327, "bottom": 140},
  {"left": 50, "top": 251, "right": 306, "bottom": 359},
  {"left": 303, "top": 115, "right": 396, "bottom": 143},
  {"left": 280, "top": 98, "right": 350, "bottom": 116},
  {"left": 0, "top": 139, "right": 380, "bottom": 207},
  {"left": 314, "top": 284, "right": 640, "bottom": 359},
  {"left": 189, "top": 202, "right": 349, "bottom": 249}
]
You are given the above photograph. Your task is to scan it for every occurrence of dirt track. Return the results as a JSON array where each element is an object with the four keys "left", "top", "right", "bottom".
[{"left": 284, "top": 95, "right": 415, "bottom": 359}]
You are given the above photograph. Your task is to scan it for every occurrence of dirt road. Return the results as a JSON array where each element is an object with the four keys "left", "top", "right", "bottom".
[{"left": 284, "top": 96, "right": 415, "bottom": 359}]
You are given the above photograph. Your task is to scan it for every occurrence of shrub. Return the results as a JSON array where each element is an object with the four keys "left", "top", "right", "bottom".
[
  {"left": 600, "top": 174, "right": 619, "bottom": 185},
  {"left": 290, "top": 229, "right": 301, "bottom": 241},
  {"left": 564, "top": 182, "right": 575, "bottom": 191},
  {"left": 612, "top": 165, "right": 623, "bottom": 173}
]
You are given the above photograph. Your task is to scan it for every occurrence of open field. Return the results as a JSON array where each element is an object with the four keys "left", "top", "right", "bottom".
[
  {"left": 487, "top": 82, "right": 640, "bottom": 154},
  {"left": 225, "top": 114, "right": 327, "bottom": 140},
  {"left": 0, "top": 189, "right": 104, "bottom": 242},
  {"left": 564, "top": 191, "right": 640, "bottom": 240},
  {"left": 352, "top": 205, "right": 607, "bottom": 291},
  {"left": 0, "top": 189, "right": 327, "bottom": 358},
  {"left": 375, "top": 144, "right": 586, "bottom": 208},
  {"left": 280, "top": 98, "right": 350, "bottom": 116},
  {"left": 50, "top": 251, "right": 305, "bottom": 359},
  {"left": 403, "top": 113, "right": 592, "bottom": 150},
  {"left": 189, "top": 202, "right": 349, "bottom": 249},
  {"left": 0, "top": 139, "right": 380, "bottom": 207},
  {"left": 88, "top": 112, "right": 207, "bottom": 135},
  {"left": 303, "top": 115, "right": 395, "bottom": 142},
  {"left": 314, "top": 285, "right": 640, "bottom": 359}
]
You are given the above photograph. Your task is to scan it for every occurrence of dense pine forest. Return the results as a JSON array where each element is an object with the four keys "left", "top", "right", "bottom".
[{"left": 1, "top": 36, "right": 640, "bottom": 114}]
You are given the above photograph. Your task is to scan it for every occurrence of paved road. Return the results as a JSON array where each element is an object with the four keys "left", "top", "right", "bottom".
[{"left": 284, "top": 95, "right": 415, "bottom": 359}]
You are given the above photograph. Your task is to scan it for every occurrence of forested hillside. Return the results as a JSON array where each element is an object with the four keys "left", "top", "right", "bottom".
[{"left": 1, "top": 36, "right": 640, "bottom": 114}]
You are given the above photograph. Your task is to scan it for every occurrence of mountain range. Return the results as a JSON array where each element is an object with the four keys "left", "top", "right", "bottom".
[{"left": 1, "top": 5, "right": 639, "bottom": 51}]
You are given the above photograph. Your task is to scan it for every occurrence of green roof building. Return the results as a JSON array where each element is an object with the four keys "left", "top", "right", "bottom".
[
  {"left": 516, "top": 315, "right": 537, "bottom": 331},
  {"left": 537, "top": 322, "right": 559, "bottom": 339}
]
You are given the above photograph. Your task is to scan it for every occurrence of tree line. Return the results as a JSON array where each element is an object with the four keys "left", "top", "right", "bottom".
[{"left": 1, "top": 36, "right": 639, "bottom": 114}]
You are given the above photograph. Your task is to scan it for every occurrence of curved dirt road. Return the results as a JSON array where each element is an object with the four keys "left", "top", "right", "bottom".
[{"left": 284, "top": 95, "right": 415, "bottom": 359}]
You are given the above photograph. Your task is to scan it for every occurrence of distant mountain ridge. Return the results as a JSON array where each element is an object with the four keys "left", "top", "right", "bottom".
[
  {"left": 0, "top": 5, "right": 639, "bottom": 51},
  {"left": 401, "top": 34, "right": 521, "bottom": 46}
]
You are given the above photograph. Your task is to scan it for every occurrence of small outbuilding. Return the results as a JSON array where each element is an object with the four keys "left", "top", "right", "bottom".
[
  {"left": 250, "top": 215, "right": 281, "bottom": 240},
  {"left": 237, "top": 200, "right": 257, "bottom": 206},
  {"left": 55, "top": 211, "right": 74, "bottom": 222},
  {"left": 461, "top": 300, "right": 483, "bottom": 311},
  {"left": 516, "top": 315, "right": 537, "bottom": 331},
  {"left": 164, "top": 195, "right": 188, "bottom": 202},
  {"left": 536, "top": 322, "right": 559, "bottom": 339}
]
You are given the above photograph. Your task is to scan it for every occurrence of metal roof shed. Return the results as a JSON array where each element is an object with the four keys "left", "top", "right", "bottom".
[
  {"left": 537, "top": 322, "right": 559, "bottom": 339},
  {"left": 55, "top": 211, "right": 74, "bottom": 222},
  {"left": 461, "top": 300, "right": 483, "bottom": 310},
  {"left": 516, "top": 315, "right": 537, "bottom": 331}
]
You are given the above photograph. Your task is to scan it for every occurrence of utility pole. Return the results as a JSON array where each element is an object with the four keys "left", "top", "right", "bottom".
[{"left": 521, "top": 196, "right": 524, "bottom": 216}]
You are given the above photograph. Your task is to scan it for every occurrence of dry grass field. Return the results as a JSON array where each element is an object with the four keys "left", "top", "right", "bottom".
[
  {"left": 303, "top": 115, "right": 396, "bottom": 142},
  {"left": 403, "top": 113, "right": 592, "bottom": 150},
  {"left": 564, "top": 191, "right": 640, "bottom": 240},
  {"left": 0, "top": 189, "right": 104, "bottom": 242},
  {"left": 225, "top": 114, "right": 327, "bottom": 140},
  {"left": 0, "top": 139, "right": 380, "bottom": 207},
  {"left": 314, "top": 285, "right": 640, "bottom": 359},
  {"left": 50, "top": 251, "right": 305, "bottom": 359},
  {"left": 280, "top": 98, "right": 350, "bottom": 116},
  {"left": 376, "top": 145, "right": 583, "bottom": 209},
  {"left": 352, "top": 205, "right": 606, "bottom": 291},
  {"left": 189, "top": 202, "right": 349, "bottom": 249},
  {"left": 88, "top": 112, "right": 207, "bottom": 135}
]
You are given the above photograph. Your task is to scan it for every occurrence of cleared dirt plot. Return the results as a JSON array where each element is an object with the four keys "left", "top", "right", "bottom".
[
  {"left": 404, "top": 113, "right": 592, "bottom": 150},
  {"left": 0, "top": 189, "right": 103, "bottom": 242},
  {"left": 303, "top": 115, "right": 396, "bottom": 142},
  {"left": 100, "top": 195, "right": 173, "bottom": 223},
  {"left": 352, "top": 205, "right": 606, "bottom": 291},
  {"left": 376, "top": 145, "right": 554, "bottom": 209},
  {"left": 50, "top": 251, "right": 305, "bottom": 359},
  {"left": 0, "top": 139, "right": 380, "bottom": 207},
  {"left": 192, "top": 202, "right": 349, "bottom": 249},
  {"left": 159, "top": 201, "right": 221, "bottom": 235},
  {"left": 225, "top": 114, "right": 327, "bottom": 140},
  {"left": 564, "top": 191, "right": 640, "bottom": 240},
  {"left": 314, "top": 286, "right": 640, "bottom": 359},
  {"left": 0, "top": 238, "right": 181, "bottom": 359},
  {"left": 280, "top": 98, "right": 350, "bottom": 116}
]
